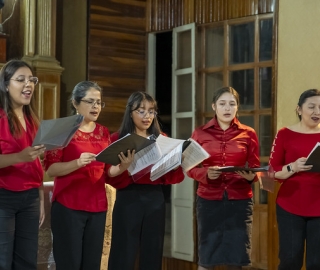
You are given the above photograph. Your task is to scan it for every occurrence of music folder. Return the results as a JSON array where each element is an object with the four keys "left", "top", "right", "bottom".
[
  {"left": 305, "top": 142, "right": 320, "bottom": 172},
  {"left": 96, "top": 133, "right": 156, "bottom": 166},
  {"left": 32, "top": 114, "right": 84, "bottom": 150},
  {"left": 217, "top": 166, "right": 269, "bottom": 172}
]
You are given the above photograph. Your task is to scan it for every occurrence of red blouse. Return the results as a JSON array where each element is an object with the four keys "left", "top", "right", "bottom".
[
  {"left": 105, "top": 132, "right": 185, "bottom": 189},
  {"left": 0, "top": 110, "right": 43, "bottom": 191},
  {"left": 187, "top": 117, "right": 260, "bottom": 200},
  {"left": 43, "top": 123, "right": 110, "bottom": 212},
  {"left": 269, "top": 127, "right": 320, "bottom": 216}
]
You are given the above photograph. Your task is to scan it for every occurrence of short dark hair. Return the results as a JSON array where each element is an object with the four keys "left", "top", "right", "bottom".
[
  {"left": 297, "top": 89, "right": 320, "bottom": 120},
  {"left": 118, "top": 91, "right": 161, "bottom": 138},
  {"left": 70, "top": 81, "right": 102, "bottom": 114}
]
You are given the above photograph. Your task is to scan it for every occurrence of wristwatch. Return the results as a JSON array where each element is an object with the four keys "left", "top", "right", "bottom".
[{"left": 286, "top": 163, "right": 294, "bottom": 173}]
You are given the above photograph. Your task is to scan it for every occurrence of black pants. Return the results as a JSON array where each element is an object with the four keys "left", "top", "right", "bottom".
[
  {"left": 108, "top": 184, "right": 165, "bottom": 270},
  {"left": 51, "top": 201, "right": 106, "bottom": 270},
  {"left": 0, "top": 188, "right": 40, "bottom": 270},
  {"left": 277, "top": 204, "right": 320, "bottom": 270}
]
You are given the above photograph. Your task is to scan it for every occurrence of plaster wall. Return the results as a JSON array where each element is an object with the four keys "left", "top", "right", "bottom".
[{"left": 277, "top": 0, "right": 320, "bottom": 130}]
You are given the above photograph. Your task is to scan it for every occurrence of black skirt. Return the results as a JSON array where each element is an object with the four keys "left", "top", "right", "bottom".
[{"left": 196, "top": 193, "right": 253, "bottom": 267}]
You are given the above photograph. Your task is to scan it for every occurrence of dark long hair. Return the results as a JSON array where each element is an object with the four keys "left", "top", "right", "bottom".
[
  {"left": 118, "top": 91, "right": 161, "bottom": 138},
  {"left": 0, "top": 59, "right": 39, "bottom": 137},
  {"left": 297, "top": 89, "right": 320, "bottom": 120}
]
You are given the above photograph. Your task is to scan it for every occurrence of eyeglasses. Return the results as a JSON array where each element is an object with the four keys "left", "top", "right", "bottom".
[
  {"left": 80, "top": 99, "right": 106, "bottom": 108},
  {"left": 10, "top": 77, "right": 38, "bottom": 85},
  {"left": 134, "top": 109, "right": 157, "bottom": 118}
]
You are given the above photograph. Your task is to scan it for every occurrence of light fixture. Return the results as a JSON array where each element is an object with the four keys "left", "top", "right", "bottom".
[{"left": 0, "top": 0, "right": 18, "bottom": 34}]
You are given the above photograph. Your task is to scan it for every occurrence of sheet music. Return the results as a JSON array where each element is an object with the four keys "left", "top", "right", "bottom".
[
  {"left": 150, "top": 144, "right": 183, "bottom": 181},
  {"left": 181, "top": 138, "right": 210, "bottom": 171},
  {"left": 128, "top": 143, "right": 162, "bottom": 175}
]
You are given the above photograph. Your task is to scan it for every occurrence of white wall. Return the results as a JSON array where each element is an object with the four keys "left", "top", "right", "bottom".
[{"left": 277, "top": 0, "right": 320, "bottom": 130}]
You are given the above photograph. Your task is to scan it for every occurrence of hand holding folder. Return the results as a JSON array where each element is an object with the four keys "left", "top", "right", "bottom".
[
  {"left": 305, "top": 142, "right": 320, "bottom": 172},
  {"left": 95, "top": 133, "right": 156, "bottom": 166},
  {"left": 32, "top": 114, "right": 84, "bottom": 150}
]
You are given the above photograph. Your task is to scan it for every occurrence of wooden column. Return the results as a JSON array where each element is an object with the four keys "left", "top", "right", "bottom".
[{"left": 22, "top": 0, "right": 63, "bottom": 121}]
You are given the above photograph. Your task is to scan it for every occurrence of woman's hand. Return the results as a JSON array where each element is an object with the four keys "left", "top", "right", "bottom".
[
  {"left": 118, "top": 149, "right": 135, "bottom": 171},
  {"left": 108, "top": 150, "right": 136, "bottom": 177},
  {"left": 291, "top": 157, "right": 313, "bottom": 172},
  {"left": 77, "top": 153, "right": 96, "bottom": 167},
  {"left": 19, "top": 145, "right": 45, "bottom": 162},
  {"left": 236, "top": 171, "right": 256, "bottom": 181},
  {"left": 207, "top": 166, "right": 222, "bottom": 180}
]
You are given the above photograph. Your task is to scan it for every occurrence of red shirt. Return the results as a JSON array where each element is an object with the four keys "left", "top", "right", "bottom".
[
  {"left": 105, "top": 132, "right": 185, "bottom": 189},
  {"left": 269, "top": 127, "right": 320, "bottom": 216},
  {"left": 43, "top": 123, "right": 110, "bottom": 212},
  {"left": 187, "top": 117, "right": 260, "bottom": 200},
  {"left": 0, "top": 110, "right": 43, "bottom": 191}
]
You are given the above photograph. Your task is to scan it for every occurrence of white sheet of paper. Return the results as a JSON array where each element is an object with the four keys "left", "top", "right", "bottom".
[
  {"left": 128, "top": 143, "right": 162, "bottom": 175},
  {"left": 181, "top": 138, "right": 210, "bottom": 171}
]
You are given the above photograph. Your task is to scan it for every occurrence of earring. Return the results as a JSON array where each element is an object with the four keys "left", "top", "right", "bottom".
[
  {"left": 6, "top": 88, "right": 8, "bottom": 92},
  {"left": 76, "top": 110, "right": 79, "bottom": 115}
]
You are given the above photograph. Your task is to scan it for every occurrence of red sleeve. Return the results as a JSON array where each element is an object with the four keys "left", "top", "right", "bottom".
[
  {"left": 105, "top": 165, "right": 133, "bottom": 189},
  {"left": 269, "top": 129, "right": 286, "bottom": 182},
  {"left": 43, "top": 148, "right": 63, "bottom": 171},
  {"left": 110, "top": 132, "right": 119, "bottom": 142},
  {"left": 247, "top": 129, "right": 260, "bottom": 183},
  {"left": 186, "top": 129, "right": 210, "bottom": 184},
  {"left": 160, "top": 166, "right": 185, "bottom": 185}
]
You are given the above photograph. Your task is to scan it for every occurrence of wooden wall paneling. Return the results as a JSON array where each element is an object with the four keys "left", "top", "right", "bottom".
[
  {"left": 147, "top": 0, "right": 274, "bottom": 32},
  {"left": 258, "top": 0, "right": 267, "bottom": 13},
  {"left": 258, "top": 0, "right": 274, "bottom": 13},
  {"left": 89, "top": 0, "right": 147, "bottom": 132}
]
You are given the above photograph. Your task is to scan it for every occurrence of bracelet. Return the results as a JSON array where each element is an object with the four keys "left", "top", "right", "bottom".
[{"left": 286, "top": 163, "right": 294, "bottom": 173}]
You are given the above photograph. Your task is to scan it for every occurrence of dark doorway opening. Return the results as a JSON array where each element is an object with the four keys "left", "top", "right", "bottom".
[
  {"left": 155, "top": 31, "right": 173, "bottom": 257},
  {"left": 155, "top": 31, "right": 173, "bottom": 137}
]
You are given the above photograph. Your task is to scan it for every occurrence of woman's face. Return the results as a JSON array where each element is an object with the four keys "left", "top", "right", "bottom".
[
  {"left": 74, "top": 88, "right": 103, "bottom": 123},
  {"left": 212, "top": 92, "right": 238, "bottom": 125},
  {"left": 7, "top": 67, "right": 36, "bottom": 109},
  {"left": 131, "top": 100, "right": 157, "bottom": 134},
  {"left": 298, "top": 96, "right": 320, "bottom": 127}
]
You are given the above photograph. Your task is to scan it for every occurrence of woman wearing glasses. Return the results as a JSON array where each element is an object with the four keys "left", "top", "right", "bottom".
[
  {"left": 43, "top": 81, "right": 127, "bottom": 270},
  {"left": 0, "top": 59, "right": 45, "bottom": 269},
  {"left": 106, "top": 91, "right": 185, "bottom": 270}
]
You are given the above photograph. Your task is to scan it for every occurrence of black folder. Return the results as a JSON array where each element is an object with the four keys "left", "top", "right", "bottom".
[
  {"left": 32, "top": 114, "right": 83, "bottom": 150},
  {"left": 96, "top": 133, "right": 156, "bottom": 165},
  {"left": 305, "top": 142, "right": 320, "bottom": 172},
  {"left": 217, "top": 166, "right": 269, "bottom": 172}
]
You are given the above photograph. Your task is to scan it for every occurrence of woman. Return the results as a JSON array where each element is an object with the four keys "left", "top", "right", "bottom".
[
  {"left": 269, "top": 89, "right": 320, "bottom": 270},
  {"left": 43, "top": 81, "right": 122, "bottom": 270},
  {"left": 106, "top": 91, "right": 185, "bottom": 270},
  {"left": 0, "top": 59, "right": 45, "bottom": 269},
  {"left": 187, "top": 86, "right": 260, "bottom": 270}
]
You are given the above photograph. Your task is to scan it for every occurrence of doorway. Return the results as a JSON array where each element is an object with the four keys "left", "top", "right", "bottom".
[{"left": 154, "top": 30, "right": 173, "bottom": 257}]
